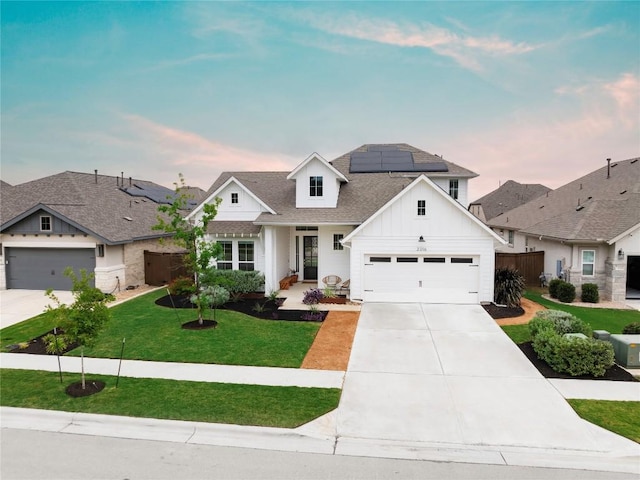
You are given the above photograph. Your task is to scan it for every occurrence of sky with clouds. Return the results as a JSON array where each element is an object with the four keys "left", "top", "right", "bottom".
[{"left": 2, "top": 1, "right": 638, "bottom": 201}]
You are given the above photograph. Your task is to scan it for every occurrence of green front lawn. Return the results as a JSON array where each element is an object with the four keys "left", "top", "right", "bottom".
[
  {"left": 1, "top": 290, "right": 320, "bottom": 368},
  {"left": 568, "top": 399, "right": 640, "bottom": 443},
  {"left": 0, "top": 368, "right": 340, "bottom": 428}
]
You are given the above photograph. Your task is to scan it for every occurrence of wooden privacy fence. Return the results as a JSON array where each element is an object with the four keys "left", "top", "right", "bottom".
[
  {"left": 144, "top": 250, "right": 189, "bottom": 286},
  {"left": 495, "top": 251, "right": 544, "bottom": 286}
]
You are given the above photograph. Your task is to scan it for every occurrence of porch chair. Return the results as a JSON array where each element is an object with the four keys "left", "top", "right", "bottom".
[
  {"left": 335, "top": 279, "right": 350, "bottom": 297},
  {"left": 322, "top": 275, "right": 342, "bottom": 290}
]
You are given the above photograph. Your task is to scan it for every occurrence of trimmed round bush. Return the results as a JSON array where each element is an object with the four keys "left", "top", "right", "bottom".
[
  {"left": 581, "top": 283, "right": 599, "bottom": 303},
  {"left": 548, "top": 278, "right": 563, "bottom": 299},
  {"left": 622, "top": 322, "right": 640, "bottom": 334},
  {"left": 529, "top": 310, "right": 592, "bottom": 337},
  {"left": 556, "top": 282, "right": 576, "bottom": 303}
]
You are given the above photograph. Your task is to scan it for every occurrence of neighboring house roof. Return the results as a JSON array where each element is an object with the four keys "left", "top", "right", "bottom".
[
  {"left": 0, "top": 171, "right": 182, "bottom": 245},
  {"left": 1, "top": 180, "right": 13, "bottom": 190},
  {"left": 202, "top": 144, "right": 477, "bottom": 226},
  {"left": 488, "top": 157, "right": 640, "bottom": 243},
  {"left": 470, "top": 180, "right": 551, "bottom": 222},
  {"left": 178, "top": 186, "right": 206, "bottom": 203}
]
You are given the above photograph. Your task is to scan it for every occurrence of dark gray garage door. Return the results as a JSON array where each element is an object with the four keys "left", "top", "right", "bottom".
[{"left": 6, "top": 247, "right": 96, "bottom": 290}]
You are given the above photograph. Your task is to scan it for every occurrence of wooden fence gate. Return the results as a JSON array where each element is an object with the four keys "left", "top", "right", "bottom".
[
  {"left": 144, "top": 250, "right": 189, "bottom": 286},
  {"left": 495, "top": 251, "right": 544, "bottom": 286}
]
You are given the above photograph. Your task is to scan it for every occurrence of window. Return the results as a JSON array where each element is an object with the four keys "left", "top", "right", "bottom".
[
  {"left": 508, "top": 230, "right": 514, "bottom": 245},
  {"left": 231, "top": 192, "right": 239, "bottom": 204},
  {"left": 370, "top": 257, "right": 391, "bottom": 263},
  {"left": 238, "top": 241, "right": 254, "bottom": 271},
  {"left": 581, "top": 250, "right": 595, "bottom": 276},
  {"left": 96, "top": 245, "right": 105, "bottom": 257},
  {"left": 424, "top": 257, "right": 446, "bottom": 263},
  {"left": 417, "top": 200, "right": 426, "bottom": 216},
  {"left": 397, "top": 257, "right": 418, "bottom": 263},
  {"left": 449, "top": 179, "right": 459, "bottom": 200},
  {"left": 40, "top": 216, "right": 52, "bottom": 231},
  {"left": 309, "top": 176, "right": 323, "bottom": 197},
  {"left": 218, "top": 241, "right": 232, "bottom": 270},
  {"left": 333, "top": 234, "right": 344, "bottom": 251},
  {"left": 295, "top": 226, "right": 318, "bottom": 231},
  {"left": 451, "top": 257, "right": 473, "bottom": 264}
]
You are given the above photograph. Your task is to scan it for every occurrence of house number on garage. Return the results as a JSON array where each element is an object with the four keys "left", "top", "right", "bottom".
[{"left": 417, "top": 246, "right": 427, "bottom": 252}]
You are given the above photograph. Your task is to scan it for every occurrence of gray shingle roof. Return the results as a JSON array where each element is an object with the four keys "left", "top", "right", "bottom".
[
  {"left": 471, "top": 180, "right": 551, "bottom": 222},
  {"left": 1, "top": 171, "right": 178, "bottom": 244},
  {"left": 207, "top": 221, "right": 261, "bottom": 236},
  {"left": 203, "top": 144, "right": 475, "bottom": 226},
  {"left": 488, "top": 158, "right": 640, "bottom": 242}
]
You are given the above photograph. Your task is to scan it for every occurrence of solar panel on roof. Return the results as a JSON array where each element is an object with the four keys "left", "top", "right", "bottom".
[{"left": 349, "top": 150, "right": 449, "bottom": 173}]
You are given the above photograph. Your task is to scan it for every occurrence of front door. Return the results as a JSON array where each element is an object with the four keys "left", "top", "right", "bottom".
[{"left": 303, "top": 236, "right": 318, "bottom": 280}]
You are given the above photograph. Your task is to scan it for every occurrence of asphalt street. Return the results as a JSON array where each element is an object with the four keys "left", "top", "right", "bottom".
[{"left": 2, "top": 429, "right": 637, "bottom": 480}]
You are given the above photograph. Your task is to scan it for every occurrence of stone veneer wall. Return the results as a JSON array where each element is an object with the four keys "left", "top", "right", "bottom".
[
  {"left": 605, "top": 258, "right": 628, "bottom": 303},
  {"left": 123, "top": 238, "right": 185, "bottom": 288},
  {"left": 568, "top": 268, "right": 608, "bottom": 301}
]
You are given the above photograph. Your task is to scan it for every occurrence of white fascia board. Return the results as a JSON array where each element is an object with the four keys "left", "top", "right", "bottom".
[
  {"left": 608, "top": 222, "right": 640, "bottom": 245},
  {"left": 286, "top": 152, "right": 348, "bottom": 183},
  {"left": 342, "top": 174, "right": 506, "bottom": 245},
  {"left": 255, "top": 221, "right": 358, "bottom": 227},
  {"left": 187, "top": 176, "right": 276, "bottom": 219}
]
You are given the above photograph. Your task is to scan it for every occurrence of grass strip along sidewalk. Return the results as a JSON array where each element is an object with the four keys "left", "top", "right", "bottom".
[
  {"left": 0, "top": 369, "right": 341, "bottom": 428},
  {"left": 568, "top": 399, "right": 640, "bottom": 444},
  {"left": 1, "top": 290, "right": 321, "bottom": 368}
]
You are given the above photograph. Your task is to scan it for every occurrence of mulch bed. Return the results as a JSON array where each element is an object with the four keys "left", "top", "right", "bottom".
[
  {"left": 518, "top": 342, "right": 637, "bottom": 382},
  {"left": 66, "top": 380, "right": 106, "bottom": 397},
  {"left": 181, "top": 320, "right": 218, "bottom": 330},
  {"left": 482, "top": 303, "right": 525, "bottom": 319},
  {"left": 7, "top": 329, "right": 78, "bottom": 356},
  {"left": 154, "top": 294, "right": 328, "bottom": 322}
]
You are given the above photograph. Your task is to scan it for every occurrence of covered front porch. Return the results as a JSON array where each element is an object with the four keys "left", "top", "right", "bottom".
[{"left": 277, "top": 280, "right": 360, "bottom": 311}]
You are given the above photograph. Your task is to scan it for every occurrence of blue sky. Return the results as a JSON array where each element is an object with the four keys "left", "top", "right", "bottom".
[{"left": 2, "top": 1, "right": 638, "bottom": 200}]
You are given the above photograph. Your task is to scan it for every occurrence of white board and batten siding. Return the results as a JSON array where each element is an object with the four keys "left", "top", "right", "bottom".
[{"left": 348, "top": 180, "right": 496, "bottom": 304}]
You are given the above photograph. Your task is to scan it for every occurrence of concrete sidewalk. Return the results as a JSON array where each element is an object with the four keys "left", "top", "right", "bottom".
[{"left": 0, "top": 353, "right": 345, "bottom": 389}]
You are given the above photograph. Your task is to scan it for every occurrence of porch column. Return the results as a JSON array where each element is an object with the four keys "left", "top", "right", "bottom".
[{"left": 263, "top": 226, "right": 276, "bottom": 293}]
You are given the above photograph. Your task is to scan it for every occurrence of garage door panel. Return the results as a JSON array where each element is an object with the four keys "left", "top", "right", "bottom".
[
  {"left": 6, "top": 248, "right": 96, "bottom": 290},
  {"left": 364, "top": 255, "right": 479, "bottom": 304}
]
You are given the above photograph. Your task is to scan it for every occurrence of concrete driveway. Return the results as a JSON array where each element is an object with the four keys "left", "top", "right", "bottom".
[
  {"left": 335, "top": 303, "right": 639, "bottom": 460},
  {"left": 0, "top": 290, "right": 74, "bottom": 329}
]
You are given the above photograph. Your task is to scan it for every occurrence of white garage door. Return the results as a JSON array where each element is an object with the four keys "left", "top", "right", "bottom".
[{"left": 363, "top": 255, "right": 479, "bottom": 303}]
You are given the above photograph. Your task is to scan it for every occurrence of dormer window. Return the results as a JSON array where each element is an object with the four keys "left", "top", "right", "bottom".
[
  {"left": 231, "top": 192, "right": 239, "bottom": 204},
  {"left": 40, "top": 215, "right": 52, "bottom": 231},
  {"left": 417, "top": 200, "right": 426, "bottom": 216},
  {"left": 309, "top": 176, "right": 323, "bottom": 197},
  {"left": 449, "top": 179, "right": 459, "bottom": 200}
]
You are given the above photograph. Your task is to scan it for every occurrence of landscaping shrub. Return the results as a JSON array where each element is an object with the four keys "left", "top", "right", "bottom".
[
  {"left": 529, "top": 310, "right": 612, "bottom": 377},
  {"left": 302, "top": 288, "right": 324, "bottom": 305},
  {"left": 622, "top": 322, "right": 640, "bottom": 334},
  {"left": 556, "top": 281, "right": 576, "bottom": 303},
  {"left": 168, "top": 276, "right": 196, "bottom": 296},
  {"left": 581, "top": 283, "right": 599, "bottom": 303},
  {"left": 529, "top": 310, "right": 592, "bottom": 337},
  {"left": 203, "top": 270, "right": 265, "bottom": 295},
  {"left": 548, "top": 278, "right": 563, "bottom": 299},
  {"left": 494, "top": 267, "right": 525, "bottom": 307},
  {"left": 533, "top": 333, "right": 614, "bottom": 377}
]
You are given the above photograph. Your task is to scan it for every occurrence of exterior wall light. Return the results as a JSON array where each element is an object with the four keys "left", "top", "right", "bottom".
[{"left": 618, "top": 249, "right": 624, "bottom": 260}]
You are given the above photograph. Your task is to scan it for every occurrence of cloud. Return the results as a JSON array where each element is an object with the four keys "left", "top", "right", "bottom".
[
  {"left": 138, "top": 53, "right": 233, "bottom": 73},
  {"left": 117, "top": 114, "right": 297, "bottom": 188},
  {"left": 453, "top": 73, "right": 640, "bottom": 201},
  {"left": 294, "top": 11, "right": 537, "bottom": 72}
]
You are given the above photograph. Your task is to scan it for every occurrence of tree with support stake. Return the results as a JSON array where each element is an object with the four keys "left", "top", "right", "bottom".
[
  {"left": 153, "top": 174, "right": 223, "bottom": 327},
  {"left": 44, "top": 268, "right": 113, "bottom": 396}
]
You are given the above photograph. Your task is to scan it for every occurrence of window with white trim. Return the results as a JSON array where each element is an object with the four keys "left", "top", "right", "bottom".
[
  {"left": 40, "top": 216, "right": 52, "bottom": 232},
  {"left": 333, "top": 234, "right": 344, "bottom": 251},
  {"left": 581, "top": 250, "right": 595, "bottom": 276},
  {"left": 238, "top": 241, "right": 254, "bottom": 271},
  {"left": 417, "top": 200, "right": 426, "bottom": 216},
  {"left": 508, "top": 230, "right": 514, "bottom": 245},
  {"left": 217, "top": 241, "right": 232, "bottom": 270},
  {"left": 309, "top": 176, "right": 323, "bottom": 197},
  {"left": 449, "top": 179, "right": 459, "bottom": 200},
  {"left": 230, "top": 192, "right": 239, "bottom": 205}
]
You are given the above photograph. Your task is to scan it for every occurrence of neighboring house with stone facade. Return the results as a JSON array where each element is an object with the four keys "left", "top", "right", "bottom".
[
  {"left": 0, "top": 171, "right": 196, "bottom": 292},
  {"left": 487, "top": 158, "right": 640, "bottom": 302}
]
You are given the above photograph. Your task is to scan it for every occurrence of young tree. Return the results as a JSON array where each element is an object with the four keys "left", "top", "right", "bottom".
[
  {"left": 44, "top": 268, "right": 113, "bottom": 390},
  {"left": 153, "top": 174, "right": 222, "bottom": 324}
]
